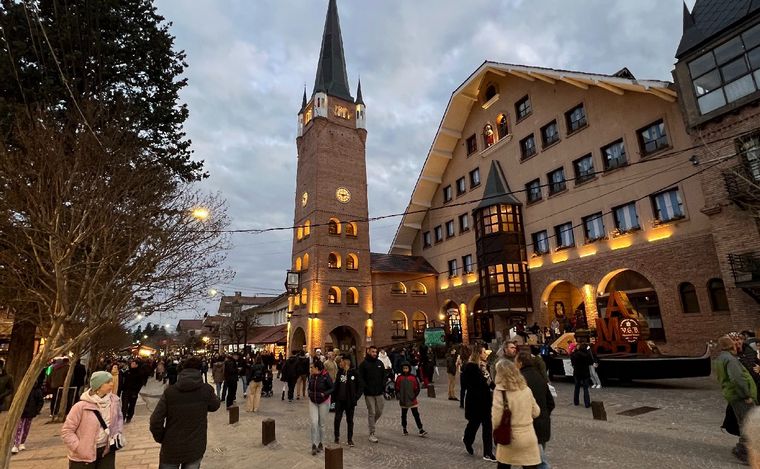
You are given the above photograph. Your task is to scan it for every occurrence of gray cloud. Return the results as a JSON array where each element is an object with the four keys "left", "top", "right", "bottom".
[{"left": 154, "top": 0, "right": 689, "bottom": 322}]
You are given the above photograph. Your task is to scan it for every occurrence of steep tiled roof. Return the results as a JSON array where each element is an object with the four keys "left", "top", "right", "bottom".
[
  {"left": 370, "top": 253, "right": 437, "bottom": 274},
  {"left": 676, "top": 0, "right": 760, "bottom": 58}
]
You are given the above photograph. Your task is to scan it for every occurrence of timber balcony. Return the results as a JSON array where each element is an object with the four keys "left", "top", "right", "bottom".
[
  {"left": 722, "top": 164, "right": 760, "bottom": 205},
  {"left": 728, "top": 252, "right": 760, "bottom": 303}
]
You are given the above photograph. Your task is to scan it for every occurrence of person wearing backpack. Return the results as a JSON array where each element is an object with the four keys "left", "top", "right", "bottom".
[{"left": 246, "top": 356, "right": 266, "bottom": 412}]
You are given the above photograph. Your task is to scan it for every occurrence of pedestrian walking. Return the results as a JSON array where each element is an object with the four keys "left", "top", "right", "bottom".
[
  {"left": 245, "top": 356, "right": 265, "bottom": 412},
  {"left": 324, "top": 350, "right": 339, "bottom": 412},
  {"left": 120, "top": 360, "right": 144, "bottom": 424},
  {"left": 211, "top": 357, "right": 225, "bottom": 398},
  {"left": 166, "top": 361, "right": 179, "bottom": 386},
  {"left": 72, "top": 360, "right": 88, "bottom": 397},
  {"left": 333, "top": 354, "right": 361, "bottom": 447},
  {"left": 223, "top": 355, "right": 238, "bottom": 408},
  {"left": 11, "top": 378, "right": 44, "bottom": 454},
  {"left": 492, "top": 359, "right": 542, "bottom": 469},
  {"left": 588, "top": 346, "right": 602, "bottom": 389},
  {"left": 150, "top": 357, "right": 221, "bottom": 469},
  {"left": 516, "top": 351, "right": 554, "bottom": 469},
  {"left": 446, "top": 347, "right": 459, "bottom": 401},
  {"left": 458, "top": 345, "right": 471, "bottom": 408},
  {"left": 296, "top": 351, "right": 310, "bottom": 400},
  {"left": 0, "top": 359, "right": 14, "bottom": 413},
  {"left": 461, "top": 344, "right": 495, "bottom": 461},
  {"left": 395, "top": 362, "right": 427, "bottom": 437},
  {"left": 307, "top": 360, "right": 334, "bottom": 455},
  {"left": 61, "top": 371, "right": 124, "bottom": 469},
  {"left": 570, "top": 343, "right": 593, "bottom": 408},
  {"left": 743, "top": 406, "right": 760, "bottom": 468},
  {"left": 715, "top": 335, "right": 758, "bottom": 464},
  {"left": 282, "top": 351, "right": 300, "bottom": 402},
  {"left": 358, "top": 345, "right": 386, "bottom": 443},
  {"left": 201, "top": 359, "right": 209, "bottom": 384}
]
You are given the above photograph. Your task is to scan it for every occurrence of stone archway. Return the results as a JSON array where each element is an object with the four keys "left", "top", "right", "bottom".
[
  {"left": 598, "top": 269, "right": 666, "bottom": 342},
  {"left": 541, "top": 280, "right": 583, "bottom": 333},
  {"left": 329, "top": 325, "right": 361, "bottom": 363},
  {"left": 291, "top": 327, "right": 306, "bottom": 353},
  {"left": 441, "top": 300, "right": 463, "bottom": 344}
]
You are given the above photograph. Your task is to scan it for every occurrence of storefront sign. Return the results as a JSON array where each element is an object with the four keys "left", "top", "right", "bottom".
[{"left": 619, "top": 318, "right": 641, "bottom": 343}]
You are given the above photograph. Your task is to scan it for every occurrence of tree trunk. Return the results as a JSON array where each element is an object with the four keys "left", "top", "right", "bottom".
[
  {"left": 0, "top": 342, "right": 53, "bottom": 469},
  {"left": 54, "top": 350, "right": 78, "bottom": 422},
  {"left": 5, "top": 319, "right": 36, "bottom": 389}
]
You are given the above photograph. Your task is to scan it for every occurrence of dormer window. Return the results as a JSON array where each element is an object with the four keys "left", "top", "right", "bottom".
[{"left": 485, "top": 84, "right": 498, "bottom": 101}]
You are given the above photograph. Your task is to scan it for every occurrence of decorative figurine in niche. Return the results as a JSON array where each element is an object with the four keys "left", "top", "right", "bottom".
[
  {"left": 484, "top": 123, "right": 495, "bottom": 148},
  {"left": 497, "top": 114, "right": 508, "bottom": 139}
]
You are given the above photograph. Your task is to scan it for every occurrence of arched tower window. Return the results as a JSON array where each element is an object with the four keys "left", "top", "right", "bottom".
[
  {"left": 346, "top": 253, "right": 359, "bottom": 270},
  {"left": 328, "top": 218, "right": 341, "bottom": 235},
  {"left": 346, "top": 222, "right": 357, "bottom": 237},
  {"left": 296, "top": 226, "right": 304, "bottom": 240},
  {"left": 328, "top": 287, "right": 341, "bottom": 304},
  {"left": 303, "top": 253, "right": 310, "bottom": 270},
  {"left": 346, "top": 287, "right": 359, "bottom": 305},
  {"left": 303, "top": 220, "right": 311, "bottom": 237},
  {"left": 391, "top": 282, "right": 407, "bottom": 294},
  {"left": 294, "top": 257, "right": 302, "bottom": 271},
  {"left": 391, "top": 311, "right": 408, "bottom": 338},
  {"left": 708, "top": 278, "right": 729, "bottom": 311},
  {"left": 412, "top": 282, "right": 427, "bottom": 295},
  {"left": 301, "top": 288, "right": 308, "bottom": 305},
  {"left": 328, "top": 252, "right": 342, "bottom": 269},
  {"left": 484, "top": 84, "right": 498, "bottom": 101},
  {"left": 679, "top": 282, "right": 700, "bottom": 313}
]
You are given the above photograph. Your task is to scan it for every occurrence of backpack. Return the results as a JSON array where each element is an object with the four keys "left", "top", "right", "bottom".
[{"left": 251, "top": 365, "right": 264, "bottom": 383}]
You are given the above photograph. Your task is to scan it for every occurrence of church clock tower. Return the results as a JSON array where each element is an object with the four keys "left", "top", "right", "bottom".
[{"left": 289, "top": 0, "right": 372, "bottom": 355}]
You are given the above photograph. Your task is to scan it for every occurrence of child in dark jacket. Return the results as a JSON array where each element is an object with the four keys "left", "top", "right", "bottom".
[
  {"left": 12, "top": 380, "right": 44, "bottom": 454},
  {"left": 394, "top": 362, "right": 427, "bottom": 436},
  {"left": 307, "top": 360, "right": 334, "bottom": 455}
]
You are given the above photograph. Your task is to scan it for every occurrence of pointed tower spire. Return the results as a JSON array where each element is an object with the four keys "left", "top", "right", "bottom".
[
  {"left": 682, "top": 1, "right": 696, "bottom": 30},
  {"left": 300, "top": 86, "right": 308, "bottom": 113},
  {"left": 475, "top": 160, "right": 521, "bottom": 212},
  {"left": 355, "top": 78, "right": 364, "bottom": 105},
  {"left": 313, "top": 0, "right": 353, "bottom": 102}
]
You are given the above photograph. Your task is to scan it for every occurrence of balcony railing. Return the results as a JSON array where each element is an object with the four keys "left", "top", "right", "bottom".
[
  {"left": 723, "top": 164, "right": 760, "bottom": 204},
  {"left": 728, "top": 252, "right": 760, "bottom": 286}
]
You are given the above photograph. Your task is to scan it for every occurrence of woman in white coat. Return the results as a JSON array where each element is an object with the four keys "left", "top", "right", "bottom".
[{"left": 492, "top": 359, "right": 541, "bottom": 469}]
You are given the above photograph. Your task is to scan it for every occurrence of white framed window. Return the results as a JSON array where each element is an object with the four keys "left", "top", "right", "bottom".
[
  {"left": 613, "top": 202, "right": 640, "bottom": 232},
  {"left": 651, "top": 189, "right": 684, "bottom": 222},
  {"left": 554, "top": 222, "right": 575, "bottom": 249}
]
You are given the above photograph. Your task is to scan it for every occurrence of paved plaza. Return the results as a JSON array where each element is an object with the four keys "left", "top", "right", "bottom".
[{"left": 5, "top": 375, "right": 748, "bottom": 469}]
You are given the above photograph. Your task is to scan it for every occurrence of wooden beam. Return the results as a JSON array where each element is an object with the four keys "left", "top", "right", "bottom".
[
  {"left": 430, "top": 149, "right": 453, "bottom": 160},
  {"left": 647, "top": 88, "right": 676, "bottom": 102},
  {"left": 403, "top": 222, "right": 422, "bottom": 230},
  {"left": 530, "top": 72, "right": 556, "bottom": 84},
  {"left": 439, "top": 127, "right": 462, "bottom": 139},
  {"left": 392, "top": 244, "right": 413, "bottom": 251},
  {"left": 507, "top": 69, "right": 535, "bottom": 81},
  {"left": 459, "top": 92, "right": 478, "bottom": 102},
  {"left": 411, "top": 199, "right": 432, "bottom": 208},
  {"left": 489, "top": 69, "right": 507, "bottom": 77},
  {"left": 559, "top": 75, "right": 589, "bottom": 89},
  {"left": 595, "top": 80, "right": 625, "bottom": 95},
  {"left": 420, "top": 174, "right": 442, "bottom": 184}
]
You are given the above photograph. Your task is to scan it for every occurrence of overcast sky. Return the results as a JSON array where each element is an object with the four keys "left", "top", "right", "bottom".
[{"left": 153, "top": 0, "right": 696, "bottom": 323}]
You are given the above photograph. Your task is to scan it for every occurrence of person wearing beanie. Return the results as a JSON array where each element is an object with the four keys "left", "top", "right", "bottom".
[
  {"left": 61, "top": 370, "right": 124, "bottom": 468},
  {"left": 395, "top": 361, "right": 427, "bottom": 437},
  {"left": 715, "top": 335, "right": 759, "bottom": 464}
]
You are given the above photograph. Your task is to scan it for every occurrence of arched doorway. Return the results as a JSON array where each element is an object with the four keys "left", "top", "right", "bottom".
[
  {"left": 470, "top": 297, "right": 495, "bottom": 343},
  {"left": 291, "top": 327, "right": 306, "bottom": 353},
  {"left": 599, "top": 269, "right": 665, "bottom": 342},
  {"left": 541, "top": 280, "right": 583, "bottom": 333},
  {"left": 412, "top": 311, "right": 428, "bottom": 339},
  {"left": 329, "top": 326, "right": 361, "bottom": 363},
  {"left": 442, "top": 301, "right": 463, "bottom": 344}
]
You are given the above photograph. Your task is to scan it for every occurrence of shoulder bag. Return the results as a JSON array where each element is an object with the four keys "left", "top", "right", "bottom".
[
  {"left": 492, "top": 390, "right": 512, "bottom": 445},
  {"left": 90, "top": 409, "right": 126, "bottom": 450}
]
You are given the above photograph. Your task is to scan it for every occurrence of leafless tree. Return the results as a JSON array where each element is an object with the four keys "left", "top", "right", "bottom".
[{"left": 0, "top": 106, "right": 232, "bottom": 464}]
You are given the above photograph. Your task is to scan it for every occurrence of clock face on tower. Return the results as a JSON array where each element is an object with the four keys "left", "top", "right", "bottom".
[
  {"left": 301, "top": 192, "right": 308, "bottom": 207},
  {"left": 336, "top": 187, "right": 351, "bottom": 203}
]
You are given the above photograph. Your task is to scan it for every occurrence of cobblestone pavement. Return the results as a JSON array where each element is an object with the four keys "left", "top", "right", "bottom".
[{"left": 6, "top": 375, "right": 748, "bottom": 469}]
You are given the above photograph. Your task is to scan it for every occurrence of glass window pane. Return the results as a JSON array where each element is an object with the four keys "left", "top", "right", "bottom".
[
  {"left": 715, "top": 36, "right": 745, "bottom": 64},
  {"left": 748, "top": 47, "right": 760, "bottom": 70},
  {"left": 725, "top": 74, "right": 756, "bottom": 102},
  {"left": 693, "top": 69, "right": 723, "bottom": 96},
  {"left": 689, "top": 52, "right": 716, "bottom": 77},
  {"left": 721, "top": 56, "right": 750, "bottom": 82},
  {"left": 698, "top": 89, "right": 727, "bottom": 114},
  {"left": 742, "top": 24, "right": 760, "bottom": 49}
]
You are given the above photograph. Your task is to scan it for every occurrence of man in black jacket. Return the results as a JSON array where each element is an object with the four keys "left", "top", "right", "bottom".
[
  {"left": 121, "top": 360, "right": 145, "bottom": 423},
  {"left": 150, "top": 357, "right": 220, "bottom": 469},
  {"left": 358, "top": 346, "right": 386, "bottom": 443},
  {"left": 571, "top": 343, "right": 594, "bottom": 408},
  {"left": 333, "top": 354, "right": 362, "bottom": 446},
  {"left": 281, "top": 351, "right": 300, "bottom": 402},
  {"left": 516, "top": 351, "right": 555, "bottom": 469},
  {"left": 296, "top": 351, "right": 310, "bottom": 400},
  {"left": 223, "top": 354, "right": 239, "bottom": 408}
]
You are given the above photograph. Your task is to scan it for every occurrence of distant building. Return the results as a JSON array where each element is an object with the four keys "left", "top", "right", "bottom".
[
  {"left": 216, "top": 291, "right": 276, "bottom": 316},
  {"left": 175, "top": 319, "right": 204, "bottom": 337}
]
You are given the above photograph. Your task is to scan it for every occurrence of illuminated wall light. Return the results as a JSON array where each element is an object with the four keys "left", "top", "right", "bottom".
[
  {"left": 551, "top": 251, "right": 569, "bottom": 264},
  {"left": 578, "top": 245, "right": 597, "bottom": 258},
  {"left": 647, "top": 226, "right": 673, "bottom": 242},
  {"left": 452, "top": 276, "right": 463, "bottom": 287},
  {"left": 528, "top": 257, "right": 544, "bottom": 269},
  {"left": 440, "top": 279, "right": 450, "bottom": 291},
  {"left": 609, "top": 235, "right": 633, "bottom": 251},
  {"left": 582, "top": 284, "right": 598, "bottom": 329},
  {"left": 466, "top": 273, "right": 478, "bottom": 284}
]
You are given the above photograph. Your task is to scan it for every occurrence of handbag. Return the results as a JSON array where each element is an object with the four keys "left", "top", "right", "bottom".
[
  {"left": 492, "top": 390, "right": 512, "bottom": 445},
  {"left": 90, "top": 410, "right": 126, "bottom": 450}
]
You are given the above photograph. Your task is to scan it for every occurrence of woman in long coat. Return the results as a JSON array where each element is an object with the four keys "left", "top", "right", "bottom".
[
  {"left": 492, "top": 359, "right": 541, "bottom": 468},
  {"left": 461, "top": 345, "right": 495, "bottom": 461}
]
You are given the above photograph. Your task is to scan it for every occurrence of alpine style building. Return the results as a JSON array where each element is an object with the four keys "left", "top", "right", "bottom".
[{"left": 287, "top": 0, "right": 759, "bottom": 357}]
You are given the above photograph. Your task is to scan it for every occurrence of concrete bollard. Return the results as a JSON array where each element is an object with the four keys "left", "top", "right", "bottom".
[
  {"left": 591, "top": 401, "right": 607, "bottom": 421},
  {"left": 262, "top": 418, "right": 276, "bottom": 446},
  {"left": 325, "top": 445, "right": 343, "bottom": 469},
  {"left": 427, "top": 384, "right": 436, "bottom": 398},
  {"left": 228, "top": 405, "right": 239, "bottom": 424}
]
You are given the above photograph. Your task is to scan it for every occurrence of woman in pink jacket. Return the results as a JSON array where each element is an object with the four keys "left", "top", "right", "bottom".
[{"left": 61, "top": 371, "right": 124, "bottom": 468}]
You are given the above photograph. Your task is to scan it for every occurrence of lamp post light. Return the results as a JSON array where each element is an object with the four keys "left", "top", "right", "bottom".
[{"left": 284, "top": 270, "right": 301, "bottom": 352}]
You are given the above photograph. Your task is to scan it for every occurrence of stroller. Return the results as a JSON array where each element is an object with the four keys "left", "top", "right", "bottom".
[
  {"left": 261, "top": 369, "right": 274, "bottom": 397},
  {"left": 383, "top": 369, "right": 396, "bottom": 400}
]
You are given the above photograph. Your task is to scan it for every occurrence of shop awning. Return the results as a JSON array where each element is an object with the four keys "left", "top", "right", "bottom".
[{"left": 248, "top": 325, "right": 287, "bottom": 345}]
